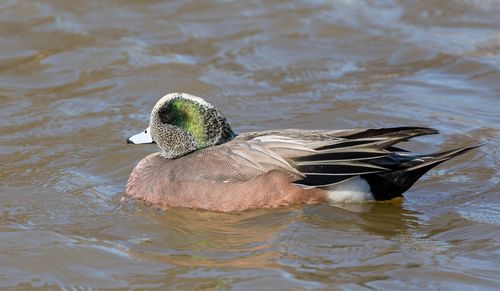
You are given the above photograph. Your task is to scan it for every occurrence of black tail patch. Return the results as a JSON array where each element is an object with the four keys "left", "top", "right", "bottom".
[{"left": 363, "top": 144, "right": 481, "bottom": 200}]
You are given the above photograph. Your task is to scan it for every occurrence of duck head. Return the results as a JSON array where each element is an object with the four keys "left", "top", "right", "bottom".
[{"left": 127, "top": 93, "right": 235, "bottom": 159}]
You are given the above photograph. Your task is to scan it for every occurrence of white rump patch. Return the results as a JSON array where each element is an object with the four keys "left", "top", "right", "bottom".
[{"left": 324, "top": 176, "right": 374, "bottom": 203}]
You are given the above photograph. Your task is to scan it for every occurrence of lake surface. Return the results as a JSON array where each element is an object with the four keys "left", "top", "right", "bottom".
[{"left": 1, "top": 0, "right": 499, "bottom": 289}]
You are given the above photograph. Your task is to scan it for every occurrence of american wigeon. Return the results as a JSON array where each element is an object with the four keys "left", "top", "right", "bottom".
[{"left": 126, "top": 93, "right": 479, "bottom": 212}]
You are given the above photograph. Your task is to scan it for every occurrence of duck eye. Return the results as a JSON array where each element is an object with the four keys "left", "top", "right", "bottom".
[{"left": 144, "top": 130, "right": 148, "bottom": 133}]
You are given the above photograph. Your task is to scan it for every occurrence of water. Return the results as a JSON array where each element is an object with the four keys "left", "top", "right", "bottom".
[{"left": 1, "top": 0, "right": 499, "bottom": 289}]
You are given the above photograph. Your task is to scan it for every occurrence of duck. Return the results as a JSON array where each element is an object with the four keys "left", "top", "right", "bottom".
[{"left": 125, "top": 92, "right": 479, "bottom": 212}]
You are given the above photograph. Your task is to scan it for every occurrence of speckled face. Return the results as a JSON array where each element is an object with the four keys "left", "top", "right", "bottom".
[{"left": 148, "top": 93, "right": 235, "bottom": 159}]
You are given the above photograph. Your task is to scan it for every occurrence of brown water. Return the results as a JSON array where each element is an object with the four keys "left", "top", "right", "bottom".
[{"left": 1, "top": 0, "right": 499, "bottom": 289}]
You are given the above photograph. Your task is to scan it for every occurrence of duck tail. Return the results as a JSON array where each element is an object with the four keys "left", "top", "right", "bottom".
[{"left": 363, "top": 144, "right": 481, "bottom": 200}]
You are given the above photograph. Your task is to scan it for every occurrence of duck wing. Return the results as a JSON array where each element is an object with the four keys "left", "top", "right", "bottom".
[{"left": 214, "top": 127, "right": 441, "bottom": 187}]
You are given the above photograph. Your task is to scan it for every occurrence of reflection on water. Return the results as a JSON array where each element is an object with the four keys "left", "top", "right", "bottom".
[{"left": 1, "top": 0, "right": 499, "bottom": 289}]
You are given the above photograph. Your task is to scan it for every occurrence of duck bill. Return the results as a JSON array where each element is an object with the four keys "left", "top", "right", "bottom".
[{"left": 127, "top": 127, "right": 155, "bottom": 144}]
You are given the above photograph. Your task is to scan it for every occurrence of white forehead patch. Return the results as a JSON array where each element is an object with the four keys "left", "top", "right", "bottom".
[{"left": 154, "top": 93, "right": 214, "bottom": 111}]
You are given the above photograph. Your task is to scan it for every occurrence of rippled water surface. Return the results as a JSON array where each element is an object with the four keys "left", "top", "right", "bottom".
[{"left": 1, "top": 0, "right": 500, "bottom": 289}]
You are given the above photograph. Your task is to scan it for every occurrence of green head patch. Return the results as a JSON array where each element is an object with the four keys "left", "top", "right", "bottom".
[{"left": 159, "top": 97, "right": 208, "bottom": 147}]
